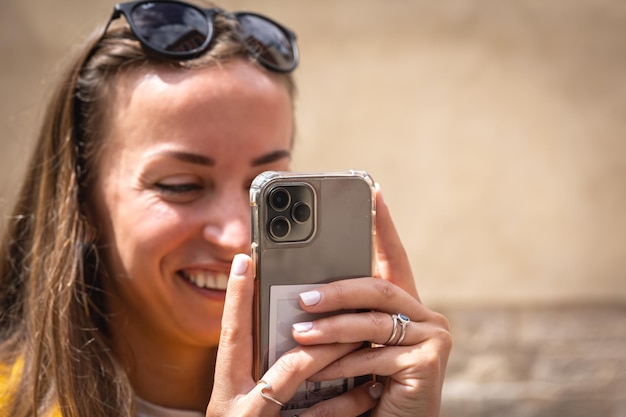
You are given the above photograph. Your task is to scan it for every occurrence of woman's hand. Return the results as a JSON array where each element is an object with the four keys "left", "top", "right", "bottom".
[
  {"left": 205, "top": 254, "right": 381, "bottom": 417},
  {"left": 290, "top": 187, "right": 452, "bottom": 417},
  {"left": 206, "top": 186, "right": 451, "bottom": 417}
]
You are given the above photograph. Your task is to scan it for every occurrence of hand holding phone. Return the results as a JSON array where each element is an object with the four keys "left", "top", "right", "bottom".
[{"left": 209, "top": 176, "right": 450, "bottom": 417}]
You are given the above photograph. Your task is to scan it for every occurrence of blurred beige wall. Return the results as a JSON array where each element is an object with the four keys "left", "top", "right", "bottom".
[{"left": 1, "top": 0, "right": 625, "bottom": 308}]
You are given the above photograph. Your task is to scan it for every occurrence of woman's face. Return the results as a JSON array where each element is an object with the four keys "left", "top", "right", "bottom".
[{"left": 91, "top": 60, "right": 293, "bottom": 349}]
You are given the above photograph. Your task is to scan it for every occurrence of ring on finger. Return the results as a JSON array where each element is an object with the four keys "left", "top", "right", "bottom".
[
  {"left": 383, "top": 313, "right": 399, "bottom": 345},
  {"left": 384, "top": 313, "right": 411, "bottom": 346},
  {"left": 258, "top": 379, "right": 285, "bottom": 407},
  {"left": 396, "top": 313, "right": 411, "bottom": 345}
]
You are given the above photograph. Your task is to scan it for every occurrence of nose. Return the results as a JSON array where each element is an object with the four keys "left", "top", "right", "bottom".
[{"left": 202, "top": 189, "right": 251, "bottom": 256}]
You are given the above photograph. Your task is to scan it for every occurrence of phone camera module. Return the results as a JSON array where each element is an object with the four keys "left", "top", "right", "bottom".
[
  {"left": 291, "top": 201, "right": 311, "bottom": 224},
  {"left": 269, "top": 188, "right": 291, "bottom": 211},
  {"left": 269, "top": 216, "right": 291, "bottom": 239},
  {"left": 265, "top": 183, "right": 314, "bottom": 243}
]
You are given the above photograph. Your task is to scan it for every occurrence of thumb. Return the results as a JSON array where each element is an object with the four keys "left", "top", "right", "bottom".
[{"left": 211, "top": 254, "right": 256, "bottom": 403}]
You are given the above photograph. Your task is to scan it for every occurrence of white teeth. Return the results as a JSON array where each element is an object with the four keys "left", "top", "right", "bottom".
[
  {"left": 185, "top": 271, "right": 228, "bottom": 290},
  {"left": 215, "top": 273, "right": 228, "bottom": 290}
]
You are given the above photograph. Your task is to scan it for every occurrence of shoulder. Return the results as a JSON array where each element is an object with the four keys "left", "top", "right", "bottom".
[
  {"left": 0, "top": 358, "right": 22, "bottom": 414},
  {"left": 0, "top": 357, "right": 23, "bottom": 401},
  {"left": 0, "top": 358, "right": 61, "bottom": 417}
]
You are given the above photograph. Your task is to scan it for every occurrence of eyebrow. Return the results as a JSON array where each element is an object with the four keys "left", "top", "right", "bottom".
[
  {"left": 155, "top": 149, "right": 290, "bottom": 167},
  {"left": 157, "top": 150, "right": 215, "bottom": 166},
  {"left": 251, "top": 150, "right": 291, "bottom": 166}
]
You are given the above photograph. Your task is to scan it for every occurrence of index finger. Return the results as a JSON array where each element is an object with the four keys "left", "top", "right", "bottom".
[{"left": 375, "top": 184, "right": 419, "bottom": 300}]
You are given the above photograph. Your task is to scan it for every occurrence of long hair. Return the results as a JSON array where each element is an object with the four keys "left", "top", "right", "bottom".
[{"left": 0, "top": 6, "right": 295, "bottom": 416}]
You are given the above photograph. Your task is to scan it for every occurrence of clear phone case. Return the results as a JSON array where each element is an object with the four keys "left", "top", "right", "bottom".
[{"left": 251, "top": 170, "right": 376, "bottom": 416}]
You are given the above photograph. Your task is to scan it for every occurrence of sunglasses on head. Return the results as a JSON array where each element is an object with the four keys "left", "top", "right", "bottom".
[{"left": 104, "top": 0, "right": 299, "bottom": 73}]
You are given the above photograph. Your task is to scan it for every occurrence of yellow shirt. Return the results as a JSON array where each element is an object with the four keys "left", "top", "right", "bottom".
[
  {"left": 0, "top": 359, "right": 61, "bottom": 417},
  {"left": 0, "top": 358, "right": 23, "bottom": 410}
]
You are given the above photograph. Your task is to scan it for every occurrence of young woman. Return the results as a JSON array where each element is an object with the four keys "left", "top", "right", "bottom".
[{"left": 0, "top": 1, "right": 451, "bottom": 416}]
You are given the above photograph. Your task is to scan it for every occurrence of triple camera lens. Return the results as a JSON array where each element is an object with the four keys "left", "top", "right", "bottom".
[{"left": 267, "top": 186, "right": 313, "bottom": 242}]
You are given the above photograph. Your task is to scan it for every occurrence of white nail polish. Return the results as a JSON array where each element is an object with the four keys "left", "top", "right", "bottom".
[
  {"left": 299, "top": 290, "right": 321, "bottom": 306},
  {"left": 368, "top": 382, "right": 384, "bottom": 399},
  {"left": 230, "top": 254, "right": 248, "bottom": 276},
  {"left": 292, "top": 322, "right": 313, "bottom": 333}
]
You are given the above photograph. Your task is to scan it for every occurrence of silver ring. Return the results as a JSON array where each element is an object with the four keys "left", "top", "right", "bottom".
[
  {"left": 396, "top": 313, "right": 411, "bottom": 345},
  {"left": 384, "top": 313, "right": 411, "bottom": 346},
  {"left": 258, "top": 379, "right": 285, "bottom": 407},
  {"left": 383, "top": 313, "right": 399, "bottom": 345}
]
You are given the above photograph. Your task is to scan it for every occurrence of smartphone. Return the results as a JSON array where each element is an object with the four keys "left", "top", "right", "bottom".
[{"left": 250, "top": 170, "right": 376, "bottom": 416}]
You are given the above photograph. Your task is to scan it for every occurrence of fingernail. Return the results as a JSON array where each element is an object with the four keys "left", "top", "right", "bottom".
[
  {"left": 368, "top": 382, "right": 384, "bottom": 399},
  {"left": 230, "top": 254, "right": 248, "bottom": 276},
  {"left": 292, "top": 321, "right": 313, "bottom": 333},
  {"left": 299, "top": 290, "right": 321, "bottom": 306}
]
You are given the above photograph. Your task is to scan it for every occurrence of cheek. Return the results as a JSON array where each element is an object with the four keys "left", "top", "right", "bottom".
[{"left": 95, "top": 194, "right": 197, "bottom": 278}]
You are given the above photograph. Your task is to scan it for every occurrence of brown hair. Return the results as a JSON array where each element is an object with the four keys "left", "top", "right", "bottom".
[{"left": 0, "top": 5, "right": 295, "bottom": 416}]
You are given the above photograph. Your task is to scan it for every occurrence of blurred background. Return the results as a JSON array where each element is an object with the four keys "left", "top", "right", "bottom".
[{"left": 1, "top": 0, "right": 625, "bottom": 415}]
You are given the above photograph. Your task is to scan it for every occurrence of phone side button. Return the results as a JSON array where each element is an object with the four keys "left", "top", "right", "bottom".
[{"left": 251, "top": 242, "right": 258, "bottom": 277}]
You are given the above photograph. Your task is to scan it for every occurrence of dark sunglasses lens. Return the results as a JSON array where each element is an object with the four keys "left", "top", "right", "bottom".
[
  {"left": 237, "top": 14, "right": 295, "bottom": 70},
  {"left": 130, "top": 2, "right": 209, "bottom": 54}
]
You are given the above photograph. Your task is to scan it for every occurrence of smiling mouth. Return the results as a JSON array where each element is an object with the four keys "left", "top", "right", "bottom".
[{"left": 179, "top": 270, "right": 228, "bottom": 291}]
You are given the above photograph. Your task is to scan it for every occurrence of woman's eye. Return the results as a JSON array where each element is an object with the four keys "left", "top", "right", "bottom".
[
  {"left": 155, "top": 183, "right": 202, "bottom": 194},
  {"left": 154, "top": 182, "right": 204, "bottom": 202}
]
